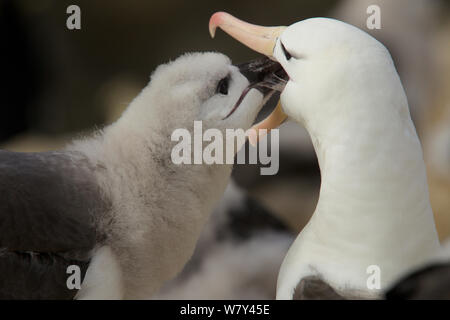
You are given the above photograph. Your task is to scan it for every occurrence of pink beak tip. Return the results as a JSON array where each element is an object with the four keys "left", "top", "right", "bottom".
[{"left": 209, "top": 11, "right": 228, "bottom": 38}]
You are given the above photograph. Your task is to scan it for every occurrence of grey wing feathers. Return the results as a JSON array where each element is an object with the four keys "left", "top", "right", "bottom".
[
  {"left": 0, "top": 251, "right": 90, "bottom": 299},
  {"left": 293, "top": 276, "right": 345, "bottom": 300},
  {"left": 386, "top": 263, "right": 450, "bottom": 299},
  {"left": 0, "top": 150, "right": 107, "bottom": 299}
]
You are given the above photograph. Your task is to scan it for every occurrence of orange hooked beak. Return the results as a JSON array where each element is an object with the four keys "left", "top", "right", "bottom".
[{"left": 209, "top": 12, "right": 288, "bottom": 145}]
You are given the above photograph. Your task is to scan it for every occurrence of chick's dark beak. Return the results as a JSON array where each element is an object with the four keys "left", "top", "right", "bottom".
[
  {"left": 237, "top": 57, "right": 288, "bottom": 95},
  {"left": 223, "top": 57, "right": 288, "bottom": 120}
]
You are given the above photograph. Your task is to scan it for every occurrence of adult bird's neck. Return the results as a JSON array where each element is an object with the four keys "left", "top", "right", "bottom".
[{"left": 298, "top": 90, "right": 440, "bottom": 294}]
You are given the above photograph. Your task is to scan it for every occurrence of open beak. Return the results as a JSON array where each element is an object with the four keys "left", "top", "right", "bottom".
[
  {"left": 209, "top": 11, "right": 288, "bottom": 145},
  {"left": 224, "top": 58, "right": 284, "bottom": 120}
]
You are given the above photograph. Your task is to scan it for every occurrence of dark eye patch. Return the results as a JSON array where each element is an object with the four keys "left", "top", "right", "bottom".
[
  {"left": 216, "top": 76, "right": 230, "bottom": 95},
  {"left": 281, "top": 41, "right": 292, "bottom": 61}
]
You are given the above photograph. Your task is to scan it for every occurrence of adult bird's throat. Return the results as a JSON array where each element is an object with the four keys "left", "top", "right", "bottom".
[{"left": 277, "top": 97, "right": 441, "bottom": 299}]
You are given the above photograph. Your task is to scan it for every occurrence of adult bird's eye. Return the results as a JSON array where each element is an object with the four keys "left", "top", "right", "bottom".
[
  {"left": 216, "top": 77, "right": 229, "bottom": 95},
  {"left": 281, "top": 42, "right": 292, "bottom": 61}
]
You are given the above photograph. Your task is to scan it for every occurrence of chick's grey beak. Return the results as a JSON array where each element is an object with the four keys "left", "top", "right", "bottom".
[
  {"left": 223, "top": 57, "right": 289, "bottom": 121},
  {"left": 237, "top": 57, "right": 288, "bottom": 95}
]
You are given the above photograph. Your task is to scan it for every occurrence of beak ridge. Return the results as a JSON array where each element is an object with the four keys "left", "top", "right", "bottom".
[{"left": 209, "top": 12, "right": 286, "bottom": 57}]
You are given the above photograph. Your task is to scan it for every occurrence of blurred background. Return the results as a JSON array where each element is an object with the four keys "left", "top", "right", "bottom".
[{"left": 2, "top": 0, "right": 450, "bottom": 299}]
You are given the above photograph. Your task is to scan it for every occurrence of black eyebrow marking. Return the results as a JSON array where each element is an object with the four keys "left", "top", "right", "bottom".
[{"left": 281, "top": 41, "right": 292, "bottom": 61}]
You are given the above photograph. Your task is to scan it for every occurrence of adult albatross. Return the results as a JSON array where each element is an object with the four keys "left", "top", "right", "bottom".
[{"left": 210, "top": 12, "right": 441, "bottom": 299}]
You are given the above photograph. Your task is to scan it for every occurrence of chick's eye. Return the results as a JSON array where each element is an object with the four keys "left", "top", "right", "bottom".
[
  {"left": 281, "top": 42, "right": 292, "bottom": 61},
  {"left": 216, "top": 77, "right": 229, "bottom": 95}
]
